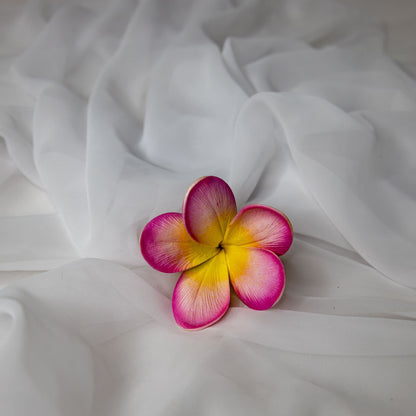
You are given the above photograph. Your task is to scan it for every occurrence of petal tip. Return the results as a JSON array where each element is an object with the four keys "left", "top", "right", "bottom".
[
  {"left": 172, "top": 253, "right": 230, "bottom": 330},
  {"left": 139, "top": 213, "right": 178, "bottom": 273},
  {"left": 140, "top": 212, "right": 218, "bottom": 273},
  {"left": 173, "top": 302, "right": 229, "bottom": 331},
  {"left": 227, "top": 247, "right": 286, "bottom": 311},
  {"left": 225, "top": 204, "right": 293, "bottom": 256},
  {"left": 249, "top": 278, "right": 285, "bottom": 311},
  {"left": 182, "top": 176, "right": 237, "bottom": 246}
]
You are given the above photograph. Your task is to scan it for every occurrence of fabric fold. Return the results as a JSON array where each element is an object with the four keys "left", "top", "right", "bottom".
[{"left": 1, "top": 0, "right": 416, "bottom": 414}]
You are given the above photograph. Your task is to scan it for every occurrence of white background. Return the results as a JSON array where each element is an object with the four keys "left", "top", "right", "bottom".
[{"left": 0, "top": 1, "right": 416, "bottom": 415}]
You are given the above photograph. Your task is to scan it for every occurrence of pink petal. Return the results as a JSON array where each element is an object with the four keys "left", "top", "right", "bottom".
[
  {"left": 183, "top": 176, "right": 237, "bottom": 247},
  {"left": 172, "top": 251, "right": 230, "bottom": 330},
  {"left": 223, "top": 204, "right": 293, "bottom": 255},
  {"left": 225, "top": 246, "right": 285, "bottom": 310},
  {"left": 140, "top": 212, "right": 220, "bottom": 273}
]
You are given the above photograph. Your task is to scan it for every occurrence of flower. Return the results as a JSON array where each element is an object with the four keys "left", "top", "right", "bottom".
[{"left": 139, "top": 176, "right": 293, "bottom": 330}]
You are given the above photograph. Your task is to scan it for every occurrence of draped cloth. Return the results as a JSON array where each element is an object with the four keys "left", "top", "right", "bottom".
[{"left": 0, "top": 0, "right": 415, "bottom": 414}]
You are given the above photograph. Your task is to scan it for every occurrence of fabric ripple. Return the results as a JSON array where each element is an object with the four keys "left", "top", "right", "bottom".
[{"left": 0, "top": 0, "right": 416, "bottom": 415}]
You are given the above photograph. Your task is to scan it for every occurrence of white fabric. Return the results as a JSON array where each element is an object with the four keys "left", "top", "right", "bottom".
[{"left": 0, "top": 0, "right": 416, "bottom": 414}]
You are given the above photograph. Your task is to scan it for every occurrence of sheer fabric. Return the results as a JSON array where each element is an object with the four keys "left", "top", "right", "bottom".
[{"left": 0, "top": 0, "right": 415, "bottom": 415}]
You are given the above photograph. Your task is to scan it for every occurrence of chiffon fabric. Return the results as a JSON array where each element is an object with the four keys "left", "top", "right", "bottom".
[{"left": 0, "top": 0, "right": 416, "bottom": 415}]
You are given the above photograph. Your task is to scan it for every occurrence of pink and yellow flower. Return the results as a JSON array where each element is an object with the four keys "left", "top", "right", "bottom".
[{"left": 139, "top": 176, "right": 293, "bottom": 330}]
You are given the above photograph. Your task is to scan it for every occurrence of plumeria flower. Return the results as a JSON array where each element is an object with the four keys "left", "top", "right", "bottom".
[{"left": 140, "top": 176, "right": 293, "bottom": 330}]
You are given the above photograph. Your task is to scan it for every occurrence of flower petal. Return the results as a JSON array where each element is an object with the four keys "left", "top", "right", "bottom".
[
  {"left": 225, "top": 246, "right": 285, "bottom": 310},
  {"left": 183, "top": 176, "right": 237, "bottom": 246},
  {"left": 223, "top": 204, "right": 293, "bottom": 255},
  {"left": 172, "top": 251, "right": 230, "bottom": 330},
  {"left": 140, "top": 213, "right": 220, "bottom": 273}
]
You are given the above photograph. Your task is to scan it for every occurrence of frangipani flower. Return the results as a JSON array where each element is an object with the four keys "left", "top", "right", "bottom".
[{"left": 140, "top": 176, "right": 293, "bottom": 330}]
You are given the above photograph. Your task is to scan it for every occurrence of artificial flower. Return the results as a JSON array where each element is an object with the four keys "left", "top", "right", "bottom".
[{"left": 140, "top": 176, "right": 293, "bottom": 330}]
